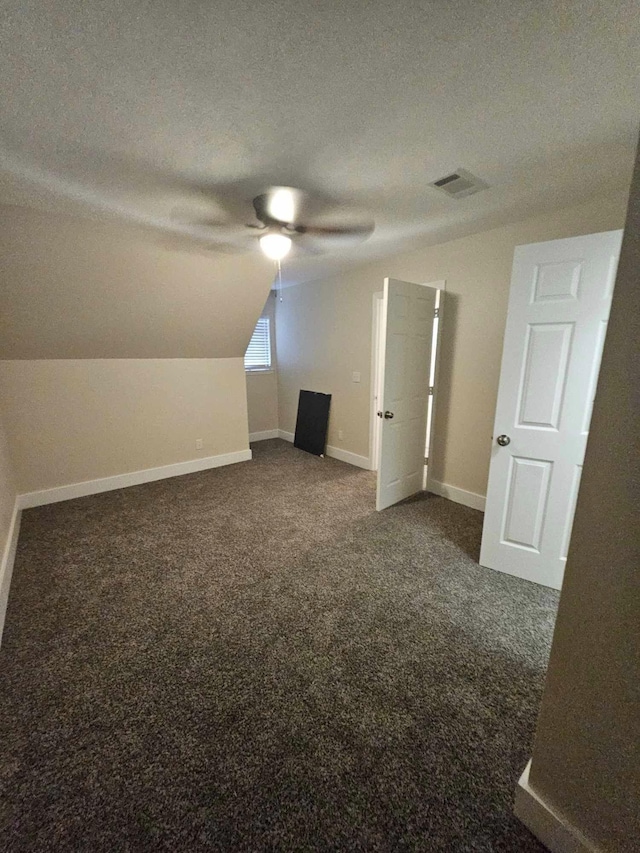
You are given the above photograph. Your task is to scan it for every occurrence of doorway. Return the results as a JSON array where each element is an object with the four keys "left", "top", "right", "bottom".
[{"left": 371, "top": 278, "right": 445, "bottom": 511}]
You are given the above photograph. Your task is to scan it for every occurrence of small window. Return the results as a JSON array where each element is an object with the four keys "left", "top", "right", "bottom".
[{"left": 245, "top": 316, "right": 272, "bottom": 371}]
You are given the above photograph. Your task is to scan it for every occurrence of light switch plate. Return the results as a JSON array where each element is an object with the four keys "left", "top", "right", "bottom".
[{"left": 352, "top": 371, "right": 361, "bottom": 383}]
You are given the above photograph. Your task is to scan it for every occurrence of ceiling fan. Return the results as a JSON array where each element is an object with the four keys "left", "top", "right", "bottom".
[
  {"left": 244, "top": 186, "right": 374, "bottom": 260},
  {"left": 175, "top": 185, "right": 374, "bottom": 260}
]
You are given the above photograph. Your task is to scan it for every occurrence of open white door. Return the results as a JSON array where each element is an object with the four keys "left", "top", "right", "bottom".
[
  {"left": 376, "top": 278, "right": 439, "bottom": 511},
  {"left": 480, "top": 230, "right": 623, "bottom": 589}
]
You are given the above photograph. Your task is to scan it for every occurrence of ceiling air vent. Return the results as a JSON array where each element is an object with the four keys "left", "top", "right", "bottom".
[{"left": 430, "top": 168, "right": 488, "bottom": 199}]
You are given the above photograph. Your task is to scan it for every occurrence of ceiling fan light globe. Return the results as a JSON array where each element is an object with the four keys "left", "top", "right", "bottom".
[{"left": 260, "top": 233, "right": 292, "bottom": 261}]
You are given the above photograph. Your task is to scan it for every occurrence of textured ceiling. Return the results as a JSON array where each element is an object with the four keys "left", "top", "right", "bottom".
[{"left": 1, "top": 0, "right": 639, "bottom": 289}]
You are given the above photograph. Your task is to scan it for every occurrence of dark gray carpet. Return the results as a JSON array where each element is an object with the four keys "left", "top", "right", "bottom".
[{"left": 0, "top": 439, "right": 558, "bottom": 852}]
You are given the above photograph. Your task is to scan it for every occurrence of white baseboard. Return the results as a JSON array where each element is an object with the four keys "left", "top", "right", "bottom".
[
  {"left": 0, "top": 500, "right": 22, "bottom": 647},
  {"left": 325, "top": 445, "right": 370, "bottom": 470},
  {"left": 277, "top": 430, "right": 370, "bottom": 470},
  {"left": 17, "top": 449, "right": 253, "bottom": 510},
  {"left": 428, "top": 479, "right": 486, "bottom": 512},
  {"left": 515, "top": 760, "right": 601, "bottom": 853},
  {"left": 249, "top": 429, "right": 279, "bottom": 442}
]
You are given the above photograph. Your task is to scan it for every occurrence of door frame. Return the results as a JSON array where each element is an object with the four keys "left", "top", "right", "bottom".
[
  {"left": 369, "top": 280, "right": 445, "bottom": 479},
  {"left": 369, "top": 291, "right": 384, "bottom": 471},
  {"left": 425, "top": 286, "right": 444, "bottom": 492}
]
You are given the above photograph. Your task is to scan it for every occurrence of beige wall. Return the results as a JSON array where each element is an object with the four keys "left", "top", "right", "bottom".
[
  {"left": 0, "top": 358, "right": 249, "bottom": 493},
  {"left": 246, "top": 372, "right": 278, "bottom": 435},
  {"left": 246, "top": 292, "right": 279, "bottom": 435},
  {"left": 526, "top": 146, "right": 640, "bottom": 850},
  {"left": 276, "top": 191, "right": 628, "bottom": 496}
]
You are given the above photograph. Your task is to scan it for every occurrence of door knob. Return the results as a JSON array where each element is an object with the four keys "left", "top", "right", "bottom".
[
  {"left": 496, "top": 434, "right": 511, "bottom": 446},
  {"left": 384, "top": 411, "right": 394, "bottom": 419}
]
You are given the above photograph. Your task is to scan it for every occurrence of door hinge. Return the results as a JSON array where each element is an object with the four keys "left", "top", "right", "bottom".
[
  {"left": 428, "top": 386, "right": 434, "bottom": 395},
  {"left": 434, "top": 307, "right": 440, "bottom": 317},
  {"left": 424, "top": 456, "right": 428, "bottom": 465}
]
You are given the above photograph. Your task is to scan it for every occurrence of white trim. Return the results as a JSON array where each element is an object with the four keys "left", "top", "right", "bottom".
[
  {"left": 515, "top": 760, "right": 602, "bottom": 853},
  {"left": 428, "top": 479, "right": 486, "bottom": 512},
  {"left": 325, "top": 445, "right": 370, "bottom": 470},
  {"left": 277, "top": 430, "right": 370, "bottom": 470},
  {"left": 425, "top": 283, "right": 446, "bottom": 492},
  {"left": 17, "top": 449, "right": 253, "bottom": 510},
  {"left": 249, "top": 429, "right": 279, "bottom": 442},
  {"left": 0, "top": 499, "right": 21, "bottom": 646}
]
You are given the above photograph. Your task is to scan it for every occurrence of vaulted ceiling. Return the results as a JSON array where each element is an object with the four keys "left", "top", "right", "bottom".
[{"left": 1, "top": 0, "right": 639, "bottom": 355}]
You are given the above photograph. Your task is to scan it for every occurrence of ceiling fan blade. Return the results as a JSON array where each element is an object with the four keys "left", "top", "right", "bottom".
[
  {"left": 289, "top": 218, "right": 374, "bottom": 255},
  {"left": 165, "top": 209, "right": 266, "bottom": 243},
  {"left": 296, "top": 221, "right": 374, "bottom": 238},
  {"left": 153, "top": 226, "right": 259, "bottom": 255},
  {"left": 9, "top": 143, "right": 278, "bottom": 226},
  {"left": 171, "top": 215, "right": 241, "bottom": 232}
]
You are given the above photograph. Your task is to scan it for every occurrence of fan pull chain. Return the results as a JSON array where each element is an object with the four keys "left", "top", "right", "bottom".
[{"left": 276, "top": 259, "right": 283, "bottom": 301}]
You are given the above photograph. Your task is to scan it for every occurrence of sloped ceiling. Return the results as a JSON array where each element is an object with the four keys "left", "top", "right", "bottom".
[
  {"left": 0, "top": 0, "right": 639, "bottom": 355},
  {"left": 0, "top": 207, "right": 274, "bottom": 358}
]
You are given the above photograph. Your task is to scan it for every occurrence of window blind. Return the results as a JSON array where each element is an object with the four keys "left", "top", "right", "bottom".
[{"left": 245, "top": 317, "right": 271, "bottom": 371}]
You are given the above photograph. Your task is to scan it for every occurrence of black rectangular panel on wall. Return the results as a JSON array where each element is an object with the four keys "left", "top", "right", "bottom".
[{"left": 294, "top": 390, "right": 332, "bottom": 457}]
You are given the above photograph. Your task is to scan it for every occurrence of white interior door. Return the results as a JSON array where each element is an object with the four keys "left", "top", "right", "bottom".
[
  {"left": 376, "top": 278, "right": 438, "bottom": 511},
  {"left": 480, "top": 230, "right": 622, "bottom": 589}
]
